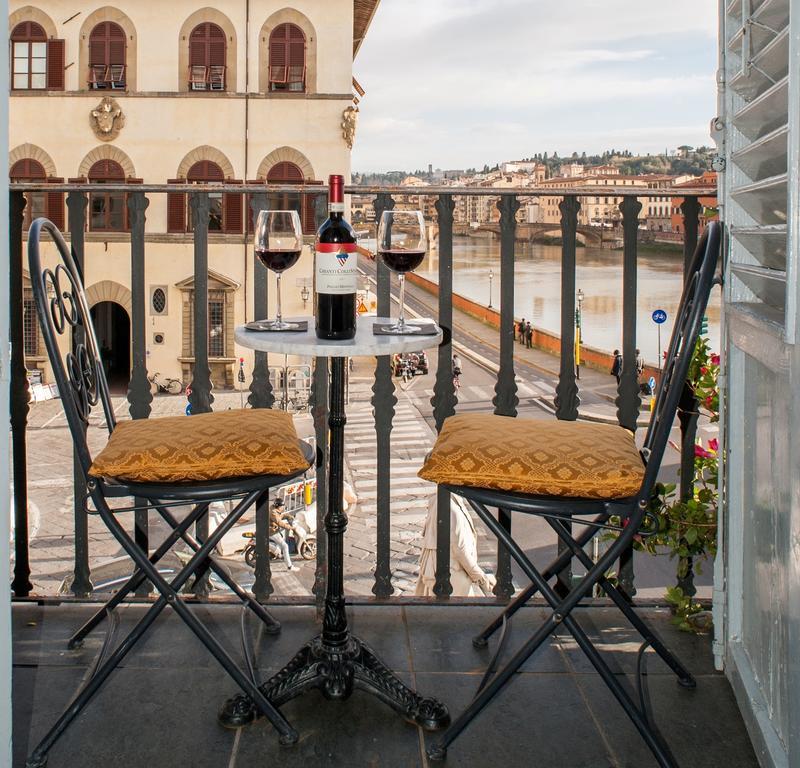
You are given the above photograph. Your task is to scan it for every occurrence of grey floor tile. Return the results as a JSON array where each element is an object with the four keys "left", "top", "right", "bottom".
[
  {"left": 554, "top": 607, "right": 718, "bottom": 678},
  {"left": 575, "top": 674, "right": 759, "bottom": 768},
  {"left": 417, "top": 671, "right": 613, "bottom": 768},
  {"left": 405, "top": 605, "right": 566, "bottom": 674},
  {"left": 234, "top": 686, "right": 425, "bottom": 768},
  {"left": 19, "top": 664, "right": 237, "bottom": 768}
]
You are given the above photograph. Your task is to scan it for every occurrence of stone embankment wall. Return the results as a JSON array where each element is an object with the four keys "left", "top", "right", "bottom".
[{"left": 406, "top": 272, "right": 662, "bottom": 381}]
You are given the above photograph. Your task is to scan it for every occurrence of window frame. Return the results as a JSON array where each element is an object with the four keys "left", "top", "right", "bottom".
[
  {"left": 87, "top": 159, "right": 128, "bottom": 232},
  {"left": 188, "top": 22, "right": 226, "bottom": 91},
  {"left": 268, "top": 23, "right": 306, "bottom": 93},
  {"left": 11, "top": 22, "right": 47, "bottom": 91}
]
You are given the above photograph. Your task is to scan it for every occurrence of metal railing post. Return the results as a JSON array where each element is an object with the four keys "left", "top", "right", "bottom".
[
  {"left": 10, "top": 190, "right": 32, "bottom": 597},
  {"left": 492, "top": 194, "right": 520, "bottom": 600},
  {"left": 371, "top": 193, "right": 396, "bottom": 598},
  {"left": 66, "top": 190, "right": 93, "bottom": 597},
  {"left": 554, "top": 195, "right": 581, "bottom": 596},
  {"left": 616, "top": 196, "right": 644, "bottom": 600},
  {"left": 127, "top": 191, "right": 153, "bottom": 596},
  {"left": 431, "top": 194, "right": 456, "bottom": 599}
]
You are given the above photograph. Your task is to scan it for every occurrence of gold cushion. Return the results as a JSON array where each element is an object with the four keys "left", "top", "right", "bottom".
[
  {"left": 418, "top": 413, "right": 644, "bottom": 500},
  {"left": 89, "top": 409, "right": 309, "bottom": 484}
]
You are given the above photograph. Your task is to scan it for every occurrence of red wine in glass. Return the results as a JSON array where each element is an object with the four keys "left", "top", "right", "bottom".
[
  {"left": 253, "top": 210, "right": 303, "bottom": 330},
  {"left": 255, "top": 248, "right": 302, "bottom": 273},
  {"left": 377, "top": 249, "right": 425, "bottom": 273}
]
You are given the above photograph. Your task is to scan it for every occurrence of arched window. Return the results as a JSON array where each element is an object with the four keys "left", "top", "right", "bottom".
[
  {"left": 10, "top": 158, "right": 64, "bottom": 229},
  {"left": 88, "top": 21, "right": 127, "bottom": 89},
  {"left": 88, "top": 159, "right": 127, "bottom": 231},
  {"left": 188, "top": 23, "right": 226, "bottom": 91},
  {"left": 266, "top": 161, "right": 318, "bottom": 233},
  {"left": 168, "top": 160, "right": 242, "bottom": 234},
  {"left": 11, "top": 21, "right": 64, "bottom": 90},
  {"left": 269, "top": 23, "right": 305, "bottom": 92}
]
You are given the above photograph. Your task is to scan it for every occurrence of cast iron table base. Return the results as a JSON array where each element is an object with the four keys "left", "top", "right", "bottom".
[{"left": 219, "top": 353, "right": 448, "bottom": 737}]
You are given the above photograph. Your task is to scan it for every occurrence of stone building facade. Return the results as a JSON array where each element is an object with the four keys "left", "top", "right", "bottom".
[{"left": 10, "top": 0, "right": 379, "bottom": 386}]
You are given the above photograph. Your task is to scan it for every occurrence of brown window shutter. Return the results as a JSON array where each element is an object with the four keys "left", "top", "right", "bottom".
[
  {"left": 167, "top": 179, "right": 186, "bottom": 233},
  {"left": 45, "top": 177, "right": 65, "bottom": 230},
  {"left": 46, "top": 39, "right": 65, "bottom": 91},
  {"left": 302, "top": 179, "right": 323, "bottom": 234},
  {"left": 245, "top": 179, "right": 265, "bottom": 234},
  {"left": 224, "top": 180, "right": 243, "bottom": 234}
]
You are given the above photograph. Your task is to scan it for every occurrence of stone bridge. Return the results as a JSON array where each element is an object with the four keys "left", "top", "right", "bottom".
[{"left": 469, "top": 222, "right": 608, "bottom": 246}]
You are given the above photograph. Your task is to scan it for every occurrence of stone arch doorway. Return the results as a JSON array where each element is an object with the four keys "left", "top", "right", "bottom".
[{"left": 90, "top": 301, "right": 130, "bottom": 390}]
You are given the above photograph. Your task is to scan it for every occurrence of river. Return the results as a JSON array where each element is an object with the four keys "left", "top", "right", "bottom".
[{"left": 413, "top": 235, "right": 721, "bottom": 365}]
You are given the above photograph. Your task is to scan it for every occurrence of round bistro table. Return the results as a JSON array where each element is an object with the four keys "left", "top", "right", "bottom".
[{"left": 219, "top": 315, "right": 450, "bottom": 738}]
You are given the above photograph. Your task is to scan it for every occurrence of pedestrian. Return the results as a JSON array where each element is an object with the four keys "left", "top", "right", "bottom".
[
  {"left": 636, "top": 348, "right": 645, "bottom": 378},
  {"left": 416, "top": 494, "right": 497, "bottom": 597},
  {"left": 270, "top": 498, "right": 299, "bottom": 572},
  {"left": 525, "top": 321, "right": 533, "bottom": 349},
  {"left": 518, "top": 318, "right": 525, "bottom": 344},
  {"left": 611, "top": 349, "right": 623, "bottom": 385}
]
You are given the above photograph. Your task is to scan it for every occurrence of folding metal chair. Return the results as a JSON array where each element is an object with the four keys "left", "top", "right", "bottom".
[
  {"left": 25, "top": 218, "right": 314, "bottom": 768},
  {"left": 419, "top": 222, "right": 721, "bottom": 767}
]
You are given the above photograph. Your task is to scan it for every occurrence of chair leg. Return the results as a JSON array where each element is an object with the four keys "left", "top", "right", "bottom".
[
  {"left": 28, "top": 490, "right": 297, "bottom": 767},
  {"left": 428, "top": 500, "right": 679, "bottom": 768},
  {"left": 68, "top": 502, "right": 211, "bottom": 649},
  {"left": 547, "top": 518, "right": 695, "bottom": 688},
  {"left": 472, "top": 515, "right": 604, "bottom": 647},
  {"left": 154, "top": 501, "right": 281, "bottom": 634}
]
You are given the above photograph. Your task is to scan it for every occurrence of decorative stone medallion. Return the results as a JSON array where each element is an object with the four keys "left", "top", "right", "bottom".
[{"left": 90, "top": 96, "right": 125, "bottom": 142}]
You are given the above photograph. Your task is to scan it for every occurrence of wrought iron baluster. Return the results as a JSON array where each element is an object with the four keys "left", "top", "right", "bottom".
[
  {"left": 553, "top": 195, "right": 581, "bottom": 596},
  {"left": 248, "top": 191, "right": 274, "bottom": 410},
  {"left": 616, "top": 196, "right": 643, "bottom": 600},
  {"left": 676, "top": 195, "right": 702, "bottom": 597},
  {"left": 432, "top": 194, "right": 457, "bottom": 598},
  {"left": 492, "top": 195, "right": 520, "bottom": 600},
  {"left": 188, "top": 191, "right": 213, "bottom": 597},
  {"left": 127, "top": 191, "right": 153, "bottom": 597},
  {"left": 66, "top": 191, "right": 93, "bottom": 597},
  {"left": 371, "top": 193, "right": 396, "bottom": 597},
  {"left": 10, "top": 190, "right": 32, "bottom": 597},
  {"left": 312, "top": 356, "right": 329, "bottom": 606}
]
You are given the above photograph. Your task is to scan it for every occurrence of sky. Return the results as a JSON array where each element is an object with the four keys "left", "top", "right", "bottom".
[{"left": 352, "top": 0, "right": 719, "bottom": 172}]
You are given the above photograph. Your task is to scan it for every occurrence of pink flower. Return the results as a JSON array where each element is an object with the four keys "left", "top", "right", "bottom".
[
  {"left": 694, "top": 444, "right": 711, "bottom": 459},
  {"left": 710, "top": 354, "right": 720, "bottom": 366},
  {"left": 700, "top": 366, "right": 708, "bottom": 375},
  {"left": 708, "top": 438, "right": 718, "bottom": 453}
]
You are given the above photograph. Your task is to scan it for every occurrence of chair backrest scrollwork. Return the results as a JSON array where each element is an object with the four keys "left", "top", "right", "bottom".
[
  {"left": 28, "top": 217, "right": 117, "bottom": 476},
  {"left": 639, "top": 221, "right": 721, "bottom": 502}
]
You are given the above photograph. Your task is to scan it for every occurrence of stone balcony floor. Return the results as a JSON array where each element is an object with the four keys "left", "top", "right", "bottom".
[{"left": 13, "top": 602, "right": 757, "bottom": 768}]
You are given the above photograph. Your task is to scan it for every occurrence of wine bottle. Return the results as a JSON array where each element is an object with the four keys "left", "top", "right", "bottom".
[{"left": 315, "top": 174, "right": 357, "bottom": 339}]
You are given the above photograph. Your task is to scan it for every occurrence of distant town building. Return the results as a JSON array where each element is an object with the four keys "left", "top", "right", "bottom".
[{"left": 671, "top": 171, "right": 718, "bottom": 234}]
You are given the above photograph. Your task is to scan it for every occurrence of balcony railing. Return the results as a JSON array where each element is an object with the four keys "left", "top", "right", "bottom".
[{"left": 8, "top": 182, "right": 710, "bottom": 605}]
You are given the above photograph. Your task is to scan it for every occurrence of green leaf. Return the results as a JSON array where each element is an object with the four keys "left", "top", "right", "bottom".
[{"left": 685, "top": 527, "right": 698, "bottom": 545}]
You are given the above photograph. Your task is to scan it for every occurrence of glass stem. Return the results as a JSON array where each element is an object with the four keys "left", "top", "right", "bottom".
[
  {"left": 398, "top": 273, "right": 406, "bottom": 327},
  {"left": 275, "top": 272, "right": 283, "bottom": 325}
]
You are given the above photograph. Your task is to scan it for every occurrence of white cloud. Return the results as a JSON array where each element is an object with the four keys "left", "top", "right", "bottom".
[{"left": 352, "top": 0, "right": 718, "bottom": 170}]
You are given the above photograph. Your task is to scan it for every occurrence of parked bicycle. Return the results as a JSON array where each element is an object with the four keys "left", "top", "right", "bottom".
[{"left": 148, "top": 371, "right": 183, "bottom": 395}]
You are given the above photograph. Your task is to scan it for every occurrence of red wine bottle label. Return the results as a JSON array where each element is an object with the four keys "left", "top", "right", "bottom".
[{"left": 315, "top": 242, "right": 358, "bottom": 294}]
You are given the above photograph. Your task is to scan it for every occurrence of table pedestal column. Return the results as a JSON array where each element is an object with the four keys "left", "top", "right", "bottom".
[{"left": 219, "top": 357, "right": 449, "bottom": 736}]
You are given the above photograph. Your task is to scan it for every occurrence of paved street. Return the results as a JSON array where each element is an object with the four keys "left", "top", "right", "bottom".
[{"left": 18, "top": 271, "right": 714, "bottom": 601}]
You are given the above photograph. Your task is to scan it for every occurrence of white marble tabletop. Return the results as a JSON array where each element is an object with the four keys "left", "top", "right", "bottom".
[{"left": 235, "top": 315, "right": 443, "bottom": 358}]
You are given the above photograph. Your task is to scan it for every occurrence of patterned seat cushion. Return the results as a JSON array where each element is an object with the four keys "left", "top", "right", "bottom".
[
  {"left": 89, "top": 408, "right": 309, "bottom": 484},
  {"left": 418, "top": 413, "right": 644, "bottom": 500}
]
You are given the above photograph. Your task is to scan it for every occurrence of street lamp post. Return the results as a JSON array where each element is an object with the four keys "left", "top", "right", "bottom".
[
  {"left": 488, "top": 268, "right": 494, "bottom": 309},
  {"left": 300, "top": 285, "right": 310, "bottom": 309},
  {"left": 575, "top": 288, "right": 584, "bottom": 380}
]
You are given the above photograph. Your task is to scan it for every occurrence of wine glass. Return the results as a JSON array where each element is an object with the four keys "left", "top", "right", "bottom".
[
  {"left": 377, "top": 210, "right": 426, "bottom": 333},
  {"left": 254, "top": 210, "right": 303, "bottom": 330}
]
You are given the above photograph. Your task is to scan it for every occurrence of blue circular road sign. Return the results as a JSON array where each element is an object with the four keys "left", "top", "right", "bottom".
[{"left": 652, "top": 309, "right": 667, "bottom": 324}]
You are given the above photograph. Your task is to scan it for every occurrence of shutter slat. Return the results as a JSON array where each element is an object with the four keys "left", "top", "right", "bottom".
[
  {"left": 167, "top": 179, "right": 186, "bottom": 233},
  {"left": 46, "top": 39, "right": 65, "bottom": 91},
  {"left": 46, "top": 177, "right": 65, "bottom": 230},
  {"left": 224, "top": 180, "right": 243, "bottom": 234}
]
